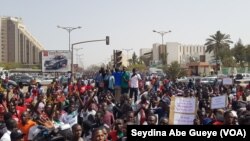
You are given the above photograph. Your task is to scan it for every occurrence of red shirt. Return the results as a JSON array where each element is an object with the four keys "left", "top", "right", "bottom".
[
  {"left": 102, "top": 111, "right": 115, "bottom": 127},
  {"left": 109, "top": 130, "right": 124, "bottom": 141},
  {"left": 25, "top": 97, "right": 33, "bottom": 105},
  {"left": 68, "top": 84, "right": 74, "bottom": 93},
  {"left": 80, "top": 86, "right": 86, "bottom": 94},
  {"left": 16, "top": 106, "right": 27, "bottom": 118},
  {"left": 86, "top": 85, "right": 93, "bottom": 91}
]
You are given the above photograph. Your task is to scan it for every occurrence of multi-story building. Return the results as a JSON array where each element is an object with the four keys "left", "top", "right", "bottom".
[
  {"left": 151, "top": 42, "right": 214, "bottom": 75},
  {"left": 0, "top": 17, "right": 44, "bottom": 65},
  {"left": 140, "top": 48, "right": 152, "bottom": 57},
  {"left": 152, "top": 42, "right": 213, "bottom": 65}
]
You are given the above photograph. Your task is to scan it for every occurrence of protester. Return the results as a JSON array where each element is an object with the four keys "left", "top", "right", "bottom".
[{"left": 1, "top": 68, "right": 250, "bottom": 140}]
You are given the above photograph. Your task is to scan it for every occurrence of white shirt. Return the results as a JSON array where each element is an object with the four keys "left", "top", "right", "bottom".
[
  {"left": 0, "top": 130, "right": 11, "bottom": 141},
  {"left": 130, "top": 74, "right": 141, "bottom": 88}
]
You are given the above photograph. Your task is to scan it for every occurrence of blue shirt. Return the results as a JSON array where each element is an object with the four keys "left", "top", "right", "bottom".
[{"left": 113, "top": 72, "right": 122, "bottom": 86}]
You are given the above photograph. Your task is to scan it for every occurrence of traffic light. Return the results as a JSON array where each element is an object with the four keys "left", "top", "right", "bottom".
[
  {"left": 106, "top": 36, "right": 110, "bottom": 45},
  {"left": 115, "top": 50, "right": 123, "bottom": 68}
]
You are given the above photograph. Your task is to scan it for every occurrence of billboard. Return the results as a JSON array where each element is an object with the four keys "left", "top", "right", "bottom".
[{"left": 42, "top": 50, "right": 71, "bottom": 73}]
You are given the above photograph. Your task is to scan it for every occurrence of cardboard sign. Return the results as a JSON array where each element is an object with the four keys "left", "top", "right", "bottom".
[
  {"left": 223, "top": 78, "right": 233, "bottom": 85},
  {"left": 174, "top": 97, "right": 196, "bottom": 114},
  {"left": 211, "top": 95, "right": 227, "bottom": 109},
  {"left": 169, "top": 96, "right": 197, "bottom": 125},
  {"left": 173, "top": 113, "right": 196, "bottom": 125}
]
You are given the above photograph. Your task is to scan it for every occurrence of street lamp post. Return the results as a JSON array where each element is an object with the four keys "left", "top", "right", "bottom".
[
  {"left": 122, "top": 48, "right": 133, "bottom": 66},
  {"left": 153, "top": 30, "right": 171, "bottom": 65},
  {"left": 74, "top": 48, "right": 84, "bottom": 65},
  {"left": 71, "top": 36, "right": 110, "bottom": 81},
  {"left": 57, "top": 25, "right": 82, "bottom": 51},
  {"left": 77, "top": 53, "right": 84, "bottom": 67}
]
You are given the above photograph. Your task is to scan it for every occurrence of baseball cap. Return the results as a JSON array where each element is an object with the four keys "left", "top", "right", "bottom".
[{"left": 11, "top": 129, "right": 25, "bottom": 140}]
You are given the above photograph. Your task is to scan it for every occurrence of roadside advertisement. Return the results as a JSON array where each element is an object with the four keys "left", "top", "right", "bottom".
[{"left": 42, "top": 50, "right": 71, "bottom": 73}]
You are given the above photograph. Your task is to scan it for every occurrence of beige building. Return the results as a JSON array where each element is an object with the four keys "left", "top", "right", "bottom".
[
  {"left": 150, "top": 42, "right": 214, "bottom": 75},
  {"left": 0, "top": 17, "right": 44, "bottom": 65},
  {"left": 152, "top": 42, "right": 214, "bottom": 65}
]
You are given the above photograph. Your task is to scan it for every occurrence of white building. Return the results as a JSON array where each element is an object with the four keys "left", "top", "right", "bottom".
[{"left": 152, "top": 42, "right": 214, "bottom": 65}]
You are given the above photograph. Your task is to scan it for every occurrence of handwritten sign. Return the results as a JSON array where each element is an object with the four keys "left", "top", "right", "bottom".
[
  {"left": 169, "top": 96, "right": 197, "bottom": 125},
  {"left": 174, "top": 97, "right": 196, "bottom": 114},
  {"left": 211, "top": 95, "right": 227, "bottom": 109},
  {"left": 223, "top": 78, "right": 233, "bottom": 85},
  {"left": 173, "top": 113, "right": 195, "bottom": 125}
]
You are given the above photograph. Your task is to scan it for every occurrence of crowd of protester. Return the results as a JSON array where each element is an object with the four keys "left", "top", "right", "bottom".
[{"left": 0, "top": 66, "right": 250, "bottom": 141}]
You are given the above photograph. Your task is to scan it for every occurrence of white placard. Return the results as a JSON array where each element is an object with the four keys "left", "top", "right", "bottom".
[
  {"left": 223, "top": 78, "right": 233, "bottom": 85},
  {"left": 174, "top": 97, "right": 196, "bottom": 114},
  {"left": 211, "top": 95, "right": 227, "bottom": 109},
  {"left": 173, "top": 113, "right": 195, "bottom": 125},
  {"left": 246, "top": 96, "right": 250, "bottom": 101}
]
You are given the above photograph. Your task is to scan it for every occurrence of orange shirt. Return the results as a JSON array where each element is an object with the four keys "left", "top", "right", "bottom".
[{"left": 18, "top": 120, "right": 36, "bottom": 141}]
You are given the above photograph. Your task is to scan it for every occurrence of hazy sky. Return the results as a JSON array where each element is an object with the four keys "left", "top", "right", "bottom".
[{"left": 1, "top": 0, "right": 250, "bottom": 68}]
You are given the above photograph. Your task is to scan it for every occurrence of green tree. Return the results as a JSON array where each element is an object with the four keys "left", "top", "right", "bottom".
[
  {"left": 0, "top": 63, "right": 23, "bottom": 70},
  {"left": 128, "top": 59, "right": 133, "bottom": 66},
  {"left": 132, "top": 52, "right": 138, "bottom": 65},
  {"left": 163, "top": 61, "right": 187, "bottom": 81},
  {"left": 140, "top": 56, "right": 151, "bottom": 67},
  {"left": 205, "top": 30, "right": 233, "bottom": 73},
  {"left": 231, "top": 39, "right": 246, "bottom": 67},
  {"left": 245, "top": 45, "right": 250, "bottom": 67},
  {"left": 86, "top": 65, "right": 101, "bottom": 72},
  {"left": 127, "top": 64, "right": 147, "bottom": 72},
  {"left": 138, "top": 56, "right": 144, "bottom": 64},
  {"left": 218, "top": 47, "right": 233, "bottom": 67}
]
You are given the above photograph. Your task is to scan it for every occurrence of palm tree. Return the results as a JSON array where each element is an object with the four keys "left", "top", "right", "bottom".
[{"left": 205, "top": 30, "right": 233, "bottom": 73}]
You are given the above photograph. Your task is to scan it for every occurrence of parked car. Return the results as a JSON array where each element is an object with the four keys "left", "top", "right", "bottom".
[
  {"left": 40, "top": 77, "right": 54, "bottom": 86},
  {"left": 44, "top": 55, "right": 68, "bottom": 70},
  {"left": 9, "top": 74, "right": 33, "bottom": 86},
  {"left": 235, "top": 78, "right": 250, "bottom": 88}
]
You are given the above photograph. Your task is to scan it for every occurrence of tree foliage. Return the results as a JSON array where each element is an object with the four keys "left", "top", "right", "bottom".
[
  {"left": 245, "top": 45, "right": 250, "bottom": 66},
  {"left": 163, "top": 61, "right": 187, "bottom": 80},
  {"left": 231, "top": 39, "right": 246, "bottom": 67},
  {"left": 127, "top": 64, "right": 147, "bottom": 72},
  {"left": 132, "top": 52, "right": 138, "bottom": 65},
  {"left": 205, "top": 31, "right": 233, "bottom": 61},
  {"left": 0, "top": 63, "right": 40, "bottom": 70}
]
